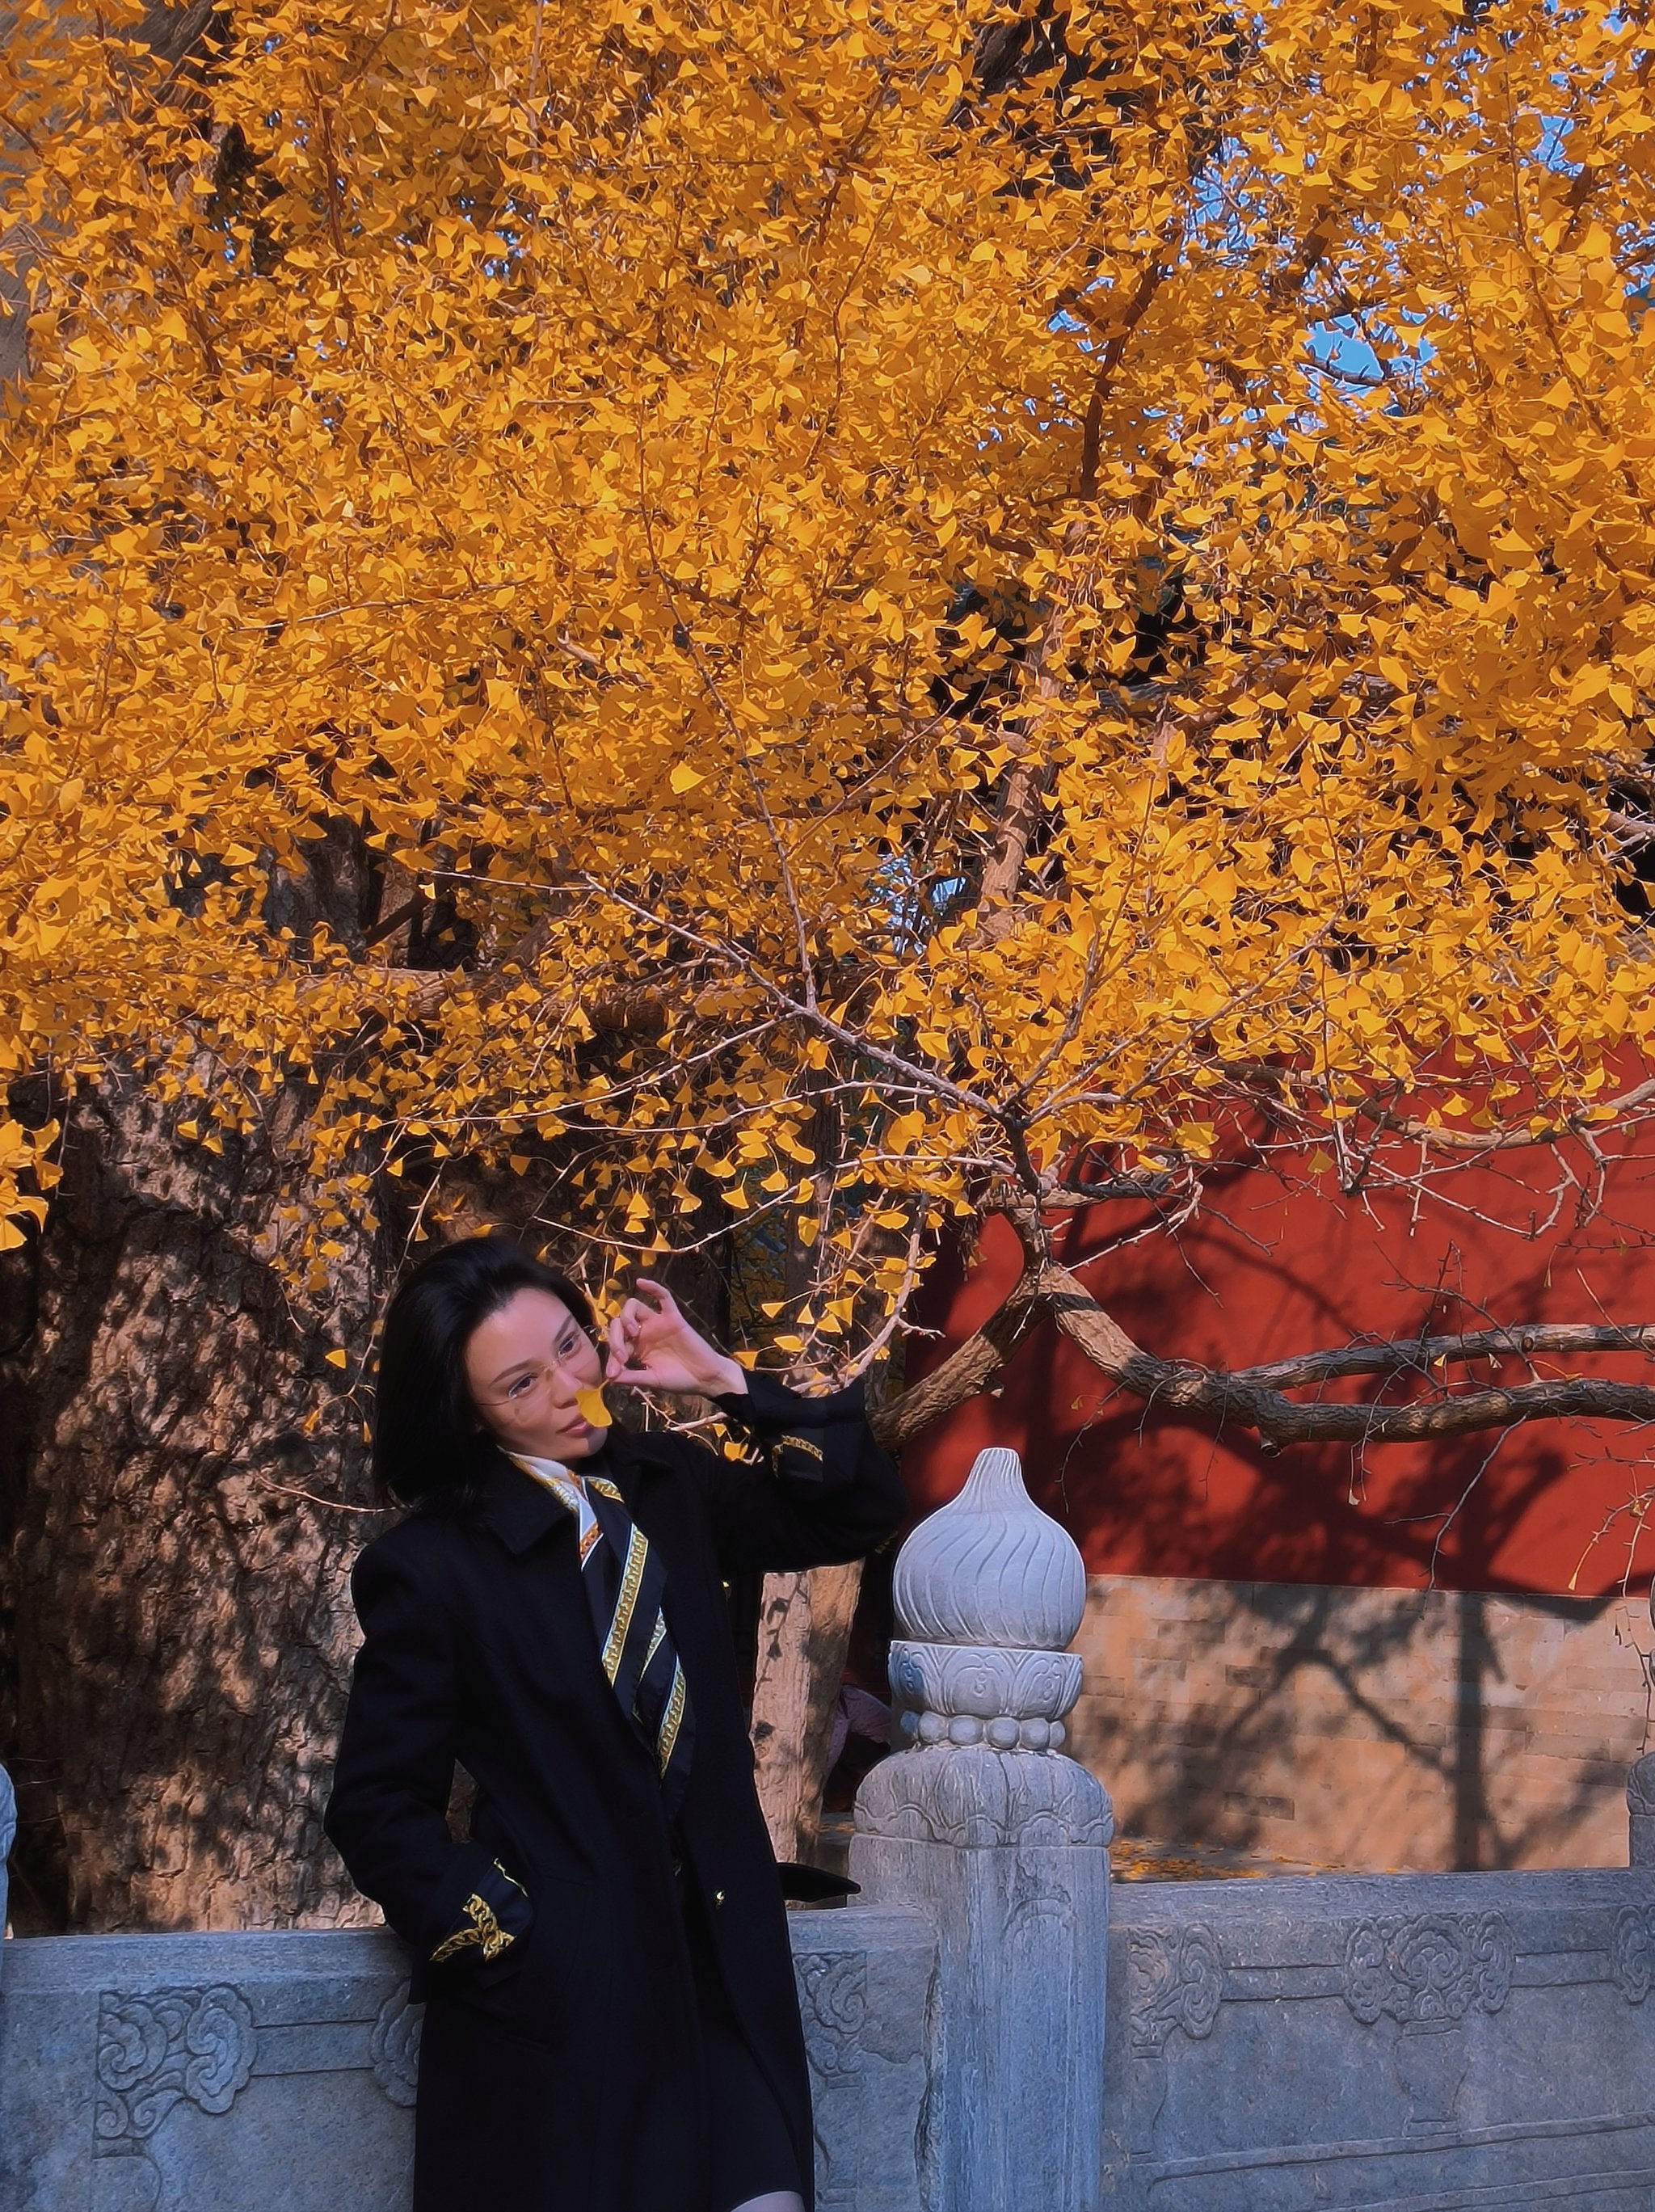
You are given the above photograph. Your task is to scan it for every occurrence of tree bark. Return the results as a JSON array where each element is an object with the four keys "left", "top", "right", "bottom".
[
  {"left": 0, "top": 1072, "right": 386, "bottom": 1932},
  {"left": 743, "top": 1081, "right": 870, "bottom": 1869},
  {"left": 748, "top": 1561, "right": 863, "bottom": 1866}
]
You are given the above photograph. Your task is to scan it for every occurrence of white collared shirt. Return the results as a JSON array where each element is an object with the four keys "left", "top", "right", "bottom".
[{"left": 508, "top": 1453, "right": 600, "bottom": 1564}]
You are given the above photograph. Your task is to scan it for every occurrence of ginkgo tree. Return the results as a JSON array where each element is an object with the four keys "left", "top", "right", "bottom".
[{"left": 6, "top": 0, "right": 1655, "bottom": 1901}]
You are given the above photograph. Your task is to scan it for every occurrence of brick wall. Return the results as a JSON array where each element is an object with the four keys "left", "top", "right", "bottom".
[{"left": 1066, "top": 1574, "right": 1655, "bottom": 1870}]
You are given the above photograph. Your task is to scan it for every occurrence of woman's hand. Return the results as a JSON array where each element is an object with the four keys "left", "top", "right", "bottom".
[{"left": 604, "top": 1279, "right": 747, "bottom": 1400}]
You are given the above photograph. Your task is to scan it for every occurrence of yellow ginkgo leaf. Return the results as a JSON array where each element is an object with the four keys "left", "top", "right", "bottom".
[{"left": 0, "top": 0, "right": 1648, "bottom": 1540}]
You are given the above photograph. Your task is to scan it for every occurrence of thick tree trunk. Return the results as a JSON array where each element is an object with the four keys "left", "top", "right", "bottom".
[
  {"left": 0, "top": 1049, "right": 762, "bottom": 1932},
  {"left": 0, "top": 1072, "right": 386, "bottom": 1932},
  {"left": 748, "top": 1561, "right": 864, "bottom": 1866},
  {"left": 740, "top": 1095, "right": 878, "bottom": 1869}
]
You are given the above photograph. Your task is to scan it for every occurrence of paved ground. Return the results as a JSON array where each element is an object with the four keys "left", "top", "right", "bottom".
[
  {"left": 1109, "top": 1834, "right": 1328, "bottom": 1881},
  {"left": 818, "top": 1811, "right": 1328, "bottom": 1883}
]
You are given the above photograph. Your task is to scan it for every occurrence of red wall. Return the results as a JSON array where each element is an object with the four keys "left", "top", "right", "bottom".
[{"left": 903, "top": 1145, "right": 1655, "bottom": 1598}]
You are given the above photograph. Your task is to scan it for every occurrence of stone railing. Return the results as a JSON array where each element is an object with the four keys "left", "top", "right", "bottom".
[
  {"left": 0, "top": 1911, "right": 937, "bottom": 2212},
  {"left": 7, "top": 1447, "right": 1655, "bottom": 2212},
  {"left": 1105, "top": 1864, "right": 1655, "bottom": 2206}
]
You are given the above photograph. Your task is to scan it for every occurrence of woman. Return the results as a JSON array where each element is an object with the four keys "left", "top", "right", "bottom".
[{"left": 324, "top": 1235, "right": 905, "bottom": 2212}]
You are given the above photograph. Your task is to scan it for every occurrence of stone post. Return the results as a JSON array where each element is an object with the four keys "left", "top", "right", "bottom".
[
  {"left": 1628, "top": 1751, "right": 1655, "bottom": 1867},
  {"left": 1632, "top": 1589, "right": 1655, "bottom": 1867},
  {"left": 851, "top": 1447, "right": 1113, "bottom": 2212}
]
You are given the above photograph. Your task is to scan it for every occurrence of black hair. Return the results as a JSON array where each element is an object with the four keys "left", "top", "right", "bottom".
[{"left": 373, "top": 1235, "right": 598, "bottom": 1508}]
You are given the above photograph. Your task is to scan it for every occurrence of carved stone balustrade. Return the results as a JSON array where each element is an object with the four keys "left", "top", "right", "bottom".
[
  {"left": 875, "top": 1443, "right": 1106, "bottom": 1813},
  {"left": 853, "top": 1446, "right": 1113, "bottom": 2212},
  {"left": 1105, "top": 1867, "right": 1655, "bottom": 2206},
  {"left": 11, "top": 1608, "right": 1655, "bottom": 2206},
  {"left": 0, "top": 1915, "right": 935, "bottom": 2212},
  {"left": 12, "top": 1869, "right": 1655, "bottom": 2210}
]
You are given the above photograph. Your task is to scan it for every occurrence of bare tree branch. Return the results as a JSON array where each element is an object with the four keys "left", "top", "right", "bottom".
[
  {"left": 1232, "top": 1321, "right": 1655, "bottom": 1389},
  {"left": 872, "top": 1231, "right": 1655, "bottom": 1454},
  {"left": 1046, "top": 1273, "right": 1655, "bottom": 1447},
  {"left": 870, "top": 1261, "right": 1053, "bottom": 1448},
  {"left": 972, "top": 561, "right": 1078, "bottom": 928}
]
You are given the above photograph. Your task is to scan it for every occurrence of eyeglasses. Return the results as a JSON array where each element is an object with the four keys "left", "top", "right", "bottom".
[{"left": 472, "top": 1327, "right": 596, "bottom": 1410}]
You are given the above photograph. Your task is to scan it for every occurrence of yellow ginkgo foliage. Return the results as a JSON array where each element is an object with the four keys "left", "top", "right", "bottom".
[{"left": 3, "top": 0, "right": 1655, "bottom": 1400}]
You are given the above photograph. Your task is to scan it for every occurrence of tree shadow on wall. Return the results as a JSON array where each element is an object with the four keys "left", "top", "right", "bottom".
[
  {"left": 992, "top": 1320, "right": 1648, "bottom": 1872},
  {"left": 1101, "top": 1578, "right": 1631, "bottom": 1872}
]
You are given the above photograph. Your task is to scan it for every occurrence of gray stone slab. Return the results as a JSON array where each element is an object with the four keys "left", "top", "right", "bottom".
[
  {"left": 0, "top": 1911, "right": 933, "bottom": 2212},
  {"left": 0, "top": 1930, "right": 417, "bottom": 2212},
  {"left": 1105, "top": 1866, "right": 1655, "bottom": 2211},
  {"left": 854, "top": 1831, "right": 1105, "bottom": 2212},
  {"left": 791, "top": 1906, "right": 935, "bottom": 2212}
]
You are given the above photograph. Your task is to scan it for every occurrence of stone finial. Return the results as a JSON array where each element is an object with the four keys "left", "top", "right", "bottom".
[
  {"left": 853, "top": 1450, "right": 1112, "bottom": 2212},
  {"left": 858, "top": 1446, "right": 1113, "bottom": 1855},
  {"left": 886, "top": 1445, "right": 1089, "bottom": 1756},
  {"left": 891, "top": 1445, "right": 1086, "bottom": 1650}
]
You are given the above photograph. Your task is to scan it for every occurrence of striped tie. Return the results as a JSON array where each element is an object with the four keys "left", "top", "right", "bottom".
[{"left": 512, "top": 1459, "right": 695, "bottom": 1814}]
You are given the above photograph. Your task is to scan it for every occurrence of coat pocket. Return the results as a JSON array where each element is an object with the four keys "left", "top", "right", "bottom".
[
  {"left": 470, "top": 1793, "right": 600, "bottom": 1892},
  {"left": 417, "top": 1842, "right": 535, "bottom": 2002},
  {"left": 446, "top": 1869, "right": 609, "bottom": 2051}
]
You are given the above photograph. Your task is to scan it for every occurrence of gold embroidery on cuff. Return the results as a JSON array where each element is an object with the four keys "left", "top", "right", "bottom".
[{"left": 430, "top": 1891, "right": 513, "bottom": 1966}]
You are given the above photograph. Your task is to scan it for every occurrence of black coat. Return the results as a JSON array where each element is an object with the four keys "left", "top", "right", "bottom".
[{"left": 323, "top": 1376, "right": 905, "bottom": 2212}]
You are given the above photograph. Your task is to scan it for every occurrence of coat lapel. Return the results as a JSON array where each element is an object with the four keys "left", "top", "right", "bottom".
[
  {"left": 599, "top": 1426, "right": 676, "bottom": 1519},
  {"left": 475, "top": 1447, "right": 575, "bottom": 1557},
  {"left": 474, "top": 1431, "right": 676, "bottom": 1555}
]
